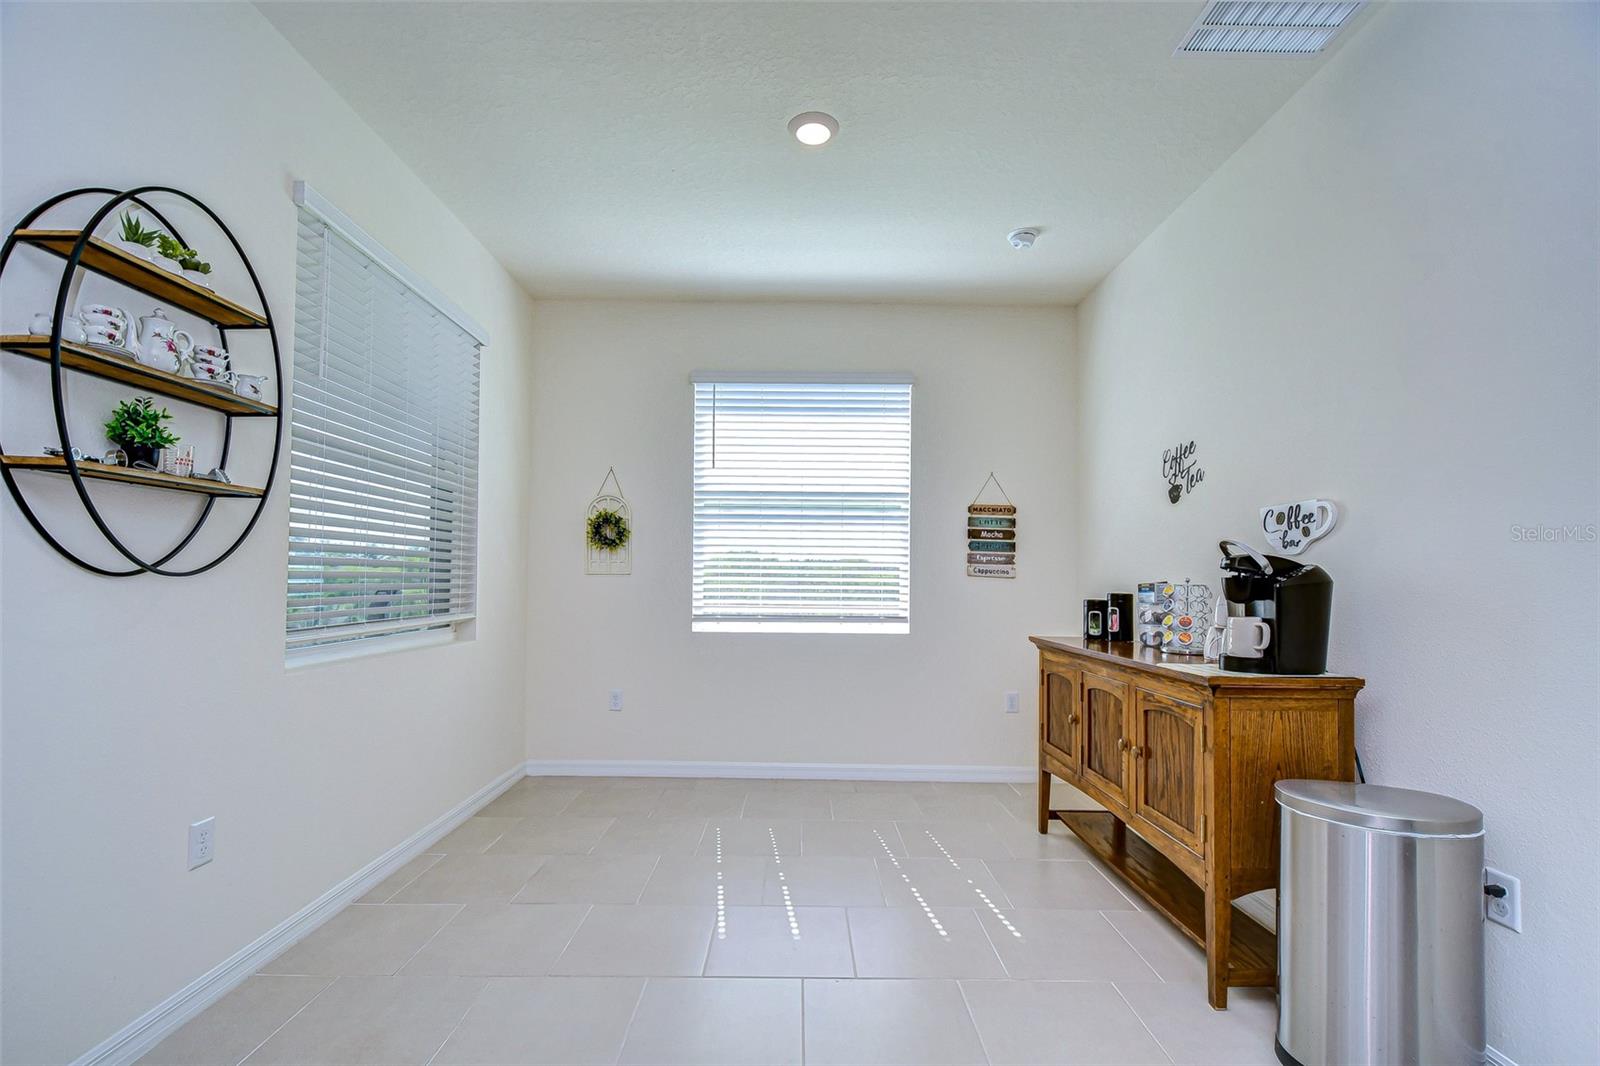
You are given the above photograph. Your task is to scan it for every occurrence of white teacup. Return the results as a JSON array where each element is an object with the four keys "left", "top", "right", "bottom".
[
  {"left": 79, "top": 304, "right": 128, "bottom": 326},
  {"left": 191, "top": 358, "right": 230, "bottom": 383},
  {"left": 85, "top": 325, "right": 130, "bottom": 349},
  {"left": 232, "top": 373, "right": 267, "bottom": 400},
  {"left": 1223, "top": 617, "right": 1272, "bottom": 658}
]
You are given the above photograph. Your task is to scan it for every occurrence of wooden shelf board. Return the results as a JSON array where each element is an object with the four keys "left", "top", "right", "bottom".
[
  {"left": 1053, "top": 809, "right": 1277, "bottom": 979},
  {"left": 14, "top": 230, "right": 268, "bottom": 329},
  {"left": 1, "top": 455, "right": 264, "bottom": 498},
  {"left": 1, "top": 336, "right": 276, "bottom": 416}
]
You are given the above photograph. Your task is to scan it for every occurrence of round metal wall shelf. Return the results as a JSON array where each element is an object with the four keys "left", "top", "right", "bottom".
[{"left": 0, "top": 186, "right": 283, "bottom": 576}]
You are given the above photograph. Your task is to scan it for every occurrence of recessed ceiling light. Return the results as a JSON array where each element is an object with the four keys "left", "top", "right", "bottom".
[{"left": 788, "top": 111, "right": 838, "bottom": 147}]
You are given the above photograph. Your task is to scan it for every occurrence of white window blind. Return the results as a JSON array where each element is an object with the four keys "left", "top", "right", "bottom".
[
  {"left": 692, "top": 376, "right": 912, "bottom": 633},
  {"left": 286, "top": 206, "right": 481, "bottom": 653}
]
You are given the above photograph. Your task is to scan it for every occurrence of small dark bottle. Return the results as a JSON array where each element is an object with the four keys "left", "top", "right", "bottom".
[
  {"left": 1105, "top": 592, "right": 1134, "bottom": 642},
  {"left": 1082, "top": 598, "right": 1109, "bottom": 640}
]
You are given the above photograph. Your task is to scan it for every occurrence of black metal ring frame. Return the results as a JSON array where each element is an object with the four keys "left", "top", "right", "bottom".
[{"left": 0, "top": 186, "right": 283, "bottom": 576}]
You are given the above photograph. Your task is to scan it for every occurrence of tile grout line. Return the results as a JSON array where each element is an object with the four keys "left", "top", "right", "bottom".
[
  {"left": 549, "top": 902, "right": 597, "bottom": 972},
  {"left": 1111, "top": 980, "right": 1180, "bottom": 1065},
  {"left": 954, "top": 978, "right": 997, "bottom": 1066},
  {"left": 843, "top": 907, "right": 860, "bottom": 978},
  {"left": 389, "top": 902, "right": 469, "bottom": 976},
  {"left": 612, "top": 977, "right": 651, "bottom": 1064},
  {"left": 367, "top": 852, "right": 446, "bottom": 903},
  {"left": 229, "top": 976, "right": 337, "bottom": 1066},
  {"left": 1097, "top": 909, "right": 1167, "bottom": 982},
  {"left": 421, "top": 978, "right": 488, "bottom": 1066}
]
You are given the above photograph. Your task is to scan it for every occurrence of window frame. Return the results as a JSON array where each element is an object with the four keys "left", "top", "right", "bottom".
[
  {"left": 690, "top": 371, "right": 914, "bottom": 635},
  {"left": 284, "top": 182, "right": 487, "bottom": 665}
]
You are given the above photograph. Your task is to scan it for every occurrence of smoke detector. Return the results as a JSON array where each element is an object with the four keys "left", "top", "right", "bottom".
[{"left": 1007, "top": 229, "right": 1039, "bottom": 250}]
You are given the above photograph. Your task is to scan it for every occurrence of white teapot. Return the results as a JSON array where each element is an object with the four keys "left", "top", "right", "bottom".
[{"left": 133, "top": 307, "right": 193, "bottom": 374}]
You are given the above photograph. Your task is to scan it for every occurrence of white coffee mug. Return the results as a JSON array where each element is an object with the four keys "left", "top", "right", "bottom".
[{"left": 1223, "top": 617, "right": 1272, "bottom": 658}]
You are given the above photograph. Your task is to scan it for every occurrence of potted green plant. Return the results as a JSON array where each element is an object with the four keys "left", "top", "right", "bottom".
[
  {"left": 113, "top": 211, "right": 161, "bottom": 260},
  {"left": 179, "top": 253, "right": 213, "bottom": 290},
  {"left": 154, "top": 232, "right": 199, "bottom": 278},
  {"left": 104, "top": 396, "right": 179, "bottom": 468}
]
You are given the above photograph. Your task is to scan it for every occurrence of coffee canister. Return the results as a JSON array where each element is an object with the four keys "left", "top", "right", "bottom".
[
  {"left": 1082, "top": 598, "right": 1109, "bottom": 640},
  {"left": 1106, "top": 592, "right": 1134, "bottom": 642}
]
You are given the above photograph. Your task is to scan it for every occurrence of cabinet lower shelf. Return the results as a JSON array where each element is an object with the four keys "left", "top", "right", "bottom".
[
  {"left": 0, "top": 455, "right": 264, "bottom": 498},
  {"left": 1052, "top": 809, "right": 1276, "bottom": 985}
]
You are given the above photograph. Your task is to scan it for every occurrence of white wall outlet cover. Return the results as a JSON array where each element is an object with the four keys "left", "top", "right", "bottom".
[
  {"left": 608, "top": 689, "right": 624, "bottom": 712},
  {"left": 1484, "top": 866, "right": 1522, "bottom": 932},
  {"left": 1004, "top": 691, "right": 1021, "bottom": 713},
  {"left": 188, "top": 817, "right": 215, "bottom": 870},
  {"left": 1260, "top": 498, "right": 1337, "bottom": 555}
]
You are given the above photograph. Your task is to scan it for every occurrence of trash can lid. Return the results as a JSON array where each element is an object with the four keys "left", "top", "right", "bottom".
[{"left": 1274, "top": 780, "right": 1483, "bottom": 836}]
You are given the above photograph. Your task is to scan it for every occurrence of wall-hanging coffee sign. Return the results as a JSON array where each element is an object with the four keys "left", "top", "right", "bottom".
[
  {"left": 1162, "top": 440, "right": 1204, "bottom": 504},
  {"left": 967, "top": 472, "right": 1016, "bottom": 578},
  {"left": 1261, "top": 498, "right": 1338, "bottom": 555}
]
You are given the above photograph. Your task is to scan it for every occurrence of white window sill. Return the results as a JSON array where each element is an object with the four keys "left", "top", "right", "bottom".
[
  {"left": 285, "top": 626, "right": 463, "bottom": 671},
  {"left": 692, "top": 621, "right": 910, "bottom": 635}
]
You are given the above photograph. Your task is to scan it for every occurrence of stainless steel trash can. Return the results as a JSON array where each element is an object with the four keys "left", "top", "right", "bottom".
[{"left": 1275, "top": 781, "right": 1486, "bottom": 1066}]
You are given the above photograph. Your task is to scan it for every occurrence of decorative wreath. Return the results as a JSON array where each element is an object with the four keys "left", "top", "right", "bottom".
[{"left": 587, "top": 508, "right": 631, "bottom": 552}]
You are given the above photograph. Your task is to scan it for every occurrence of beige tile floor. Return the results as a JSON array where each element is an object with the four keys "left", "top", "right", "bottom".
[{"left": 140, "top": 776, "right": 1279, "bottom": 1066}]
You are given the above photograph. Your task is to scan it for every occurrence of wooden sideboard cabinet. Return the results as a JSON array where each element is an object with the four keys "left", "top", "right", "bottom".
[{"left": 1030, "top": 636, "right": 1363, "bottom": 1009}]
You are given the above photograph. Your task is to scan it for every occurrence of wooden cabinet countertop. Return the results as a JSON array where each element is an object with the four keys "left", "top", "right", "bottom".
[{"left": 1029, "top": 635, "right": 1364, "bottom": 692}]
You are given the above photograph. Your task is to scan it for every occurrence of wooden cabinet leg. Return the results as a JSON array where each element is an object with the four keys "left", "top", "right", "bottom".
[
  {"left": 1037, "top": 768, "right": 1051, "bottom": 833},
  {"left": 1203, "top": 883, "right": 1231, "bottom": 1010}
]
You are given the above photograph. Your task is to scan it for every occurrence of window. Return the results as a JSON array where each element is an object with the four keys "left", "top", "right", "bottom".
[
  {"left": 286, "top": 184, "right": 483, "bottom": 657},
  {"left": 691, "top": 374, "right": 913, "bottom": 633}
]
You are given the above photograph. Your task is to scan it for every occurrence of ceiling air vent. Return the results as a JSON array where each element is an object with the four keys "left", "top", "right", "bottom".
[{"left": 1177, "top": 1, "right": 1365, "bottom": 56}]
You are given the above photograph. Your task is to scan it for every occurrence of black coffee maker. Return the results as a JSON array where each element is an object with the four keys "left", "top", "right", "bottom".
[{"left": 1218, "top": 540, "right": 1332, "bottom": 674}]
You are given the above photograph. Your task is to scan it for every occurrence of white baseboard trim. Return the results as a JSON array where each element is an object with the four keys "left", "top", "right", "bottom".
[
  {"left": 73, "top": 762, "right": 526, "bottom": 1066},
  {"left": 1485, "top": 1045, "right": 1517, "bottom": 1066},
  {"left": 524, "top": 758, "right": 1035, "bottom": 783}
]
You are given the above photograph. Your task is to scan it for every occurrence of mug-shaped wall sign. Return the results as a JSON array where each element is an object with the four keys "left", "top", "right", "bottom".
[{"left": 1260, "top": 498, "right": 1338, "bottom": 555}]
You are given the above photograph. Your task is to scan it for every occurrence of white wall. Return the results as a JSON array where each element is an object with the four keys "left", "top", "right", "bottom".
[
  {"left": 1073, "top": 4, "right": 1599, "bottom": 1062},
  {"left": 525, "top": 300, "right": 1076, "bottom": 771},
  {"left": 0, "top": 4, "right": 536, "bottom": 1062}
]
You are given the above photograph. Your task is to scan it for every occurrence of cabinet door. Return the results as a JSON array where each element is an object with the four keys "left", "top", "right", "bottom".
[
  {"left": 1041, "top": 665, "right": 1081, "bottom": 774},
  {"left": 1132, "top": 689, "right": 1206, "bottom": 854},
  {"left": 1080, "top": 671, "right": 1131, "bottom": 806}
]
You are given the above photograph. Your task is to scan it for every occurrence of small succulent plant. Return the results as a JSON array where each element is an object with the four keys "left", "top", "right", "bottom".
[{"left": 117, "top": 212, "right": 161, "bottom": 248}]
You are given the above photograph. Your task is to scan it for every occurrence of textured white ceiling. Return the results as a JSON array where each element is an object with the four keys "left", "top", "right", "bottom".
[{"left": 259, "top": 1, "right": 1333, "bottom": 305}]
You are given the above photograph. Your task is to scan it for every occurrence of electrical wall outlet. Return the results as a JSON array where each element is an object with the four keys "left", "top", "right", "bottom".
[
  {"left": 1484, "top": 866, "right": 1521, "bottom": 931},
  {"left": 1004, "top": 691, "right": 1021, "bottom": 714},
  {"left": 188, "top": 817, "right": 215, "bottom": 870},
  {"left": 608, "top": 689, "right": 624, "bottom": 712}
]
